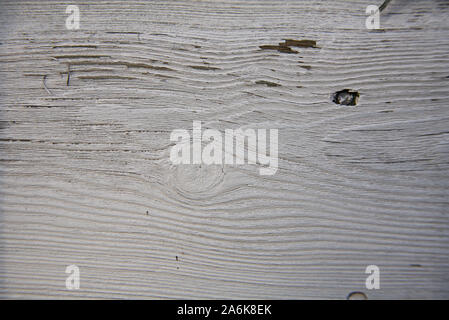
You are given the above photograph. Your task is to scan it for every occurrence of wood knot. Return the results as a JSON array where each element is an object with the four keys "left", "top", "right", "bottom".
[{"left": 332, "top": 89, "right": 360, "bottom": 106}]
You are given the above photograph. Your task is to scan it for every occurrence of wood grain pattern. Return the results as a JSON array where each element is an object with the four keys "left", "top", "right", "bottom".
[{"left": 0, "top": 0, "right": 448, "bottom": 299}]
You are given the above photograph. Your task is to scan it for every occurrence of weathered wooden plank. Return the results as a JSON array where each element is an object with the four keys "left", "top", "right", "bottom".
[{"left": 0, "top": 0, "right": 448, "bottom": 299}]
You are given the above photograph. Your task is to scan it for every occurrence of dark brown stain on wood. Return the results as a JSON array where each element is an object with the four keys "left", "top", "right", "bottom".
[
  {"left": 66, "top": 64, "right": 70, "bottom": 86},
  {"left": 282, "top": 39, "right": 317, "bottom": 48},
  {"left": 259, "top": 44, "right": 298, "bottom": 54},
  {"left": 260, "top": 39, "right": 318, "bottom": 54},
  {"left": 255, "top": 80, "right": 281, "bottom": 87},
  {"left": 53, "top": 55, "right": 110, "bottom": 59},
  {"left": 189, "top": 65, "right": 221, "bottom": 70},
  {"left": 52, "top": 44, "right": 98, "bottom": 49}
]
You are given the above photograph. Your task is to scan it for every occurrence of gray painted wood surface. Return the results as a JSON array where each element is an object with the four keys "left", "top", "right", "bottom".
[{"left": 0, "top": 0, "right": 448, "bottom": 299}]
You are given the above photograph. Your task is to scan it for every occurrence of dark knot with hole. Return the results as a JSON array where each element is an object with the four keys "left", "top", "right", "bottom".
[{"left": 332, "top": 89, "right": 360, "bottom": 106}]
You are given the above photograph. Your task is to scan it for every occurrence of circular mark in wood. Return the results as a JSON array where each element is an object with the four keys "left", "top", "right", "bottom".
[
  {"left": 169, "top": 164, "right": 225, "bottom": 199},
  {"left": 332, "top": 89, "right": 360, "bottom": 106},
  {"left": 347, "top": 291, "right": 368, "bottom": 300}
]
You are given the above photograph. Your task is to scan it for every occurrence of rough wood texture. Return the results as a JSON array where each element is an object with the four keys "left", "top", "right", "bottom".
[{"left": 0, "top": 0, "right": 448, "bottom": 299}]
